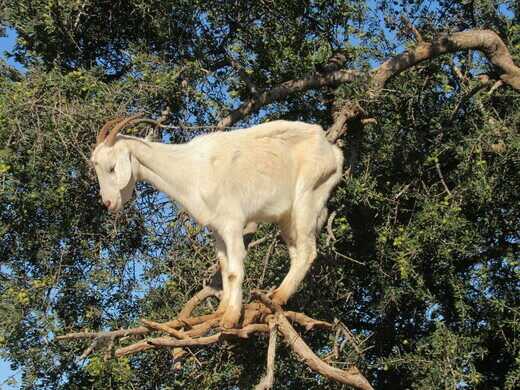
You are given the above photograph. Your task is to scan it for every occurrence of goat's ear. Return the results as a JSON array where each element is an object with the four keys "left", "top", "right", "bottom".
[{"left": 115, "top": 151, "right": 132, "bottom": 190}]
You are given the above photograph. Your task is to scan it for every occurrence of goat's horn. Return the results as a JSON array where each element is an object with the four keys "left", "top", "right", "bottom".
[
  {"left": 105, "top": 113, "right": 145, "bottom": 146},
  {"left": 96, "top": 117, "right": 124, "bottom": 146}
]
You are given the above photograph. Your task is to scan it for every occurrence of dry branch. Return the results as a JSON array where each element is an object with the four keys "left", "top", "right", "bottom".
[
  {"left": 141, "top": 319, "right": 189, "bottom": 339},
  {"left": 178, "top": 285, "right": 219, "bottom": 320},
  {"left": 255, "top": 320, "right": 278, "bottom": 390},
  {"left": 222, "top": 323, "right": 270, "bottom": 339},
  {"left": 274, "top": 312, "right": 373, "bottom": 390},
  {"left": 253, "top": 291, "right": 373, "bottom": 390},
  {"left": 58, "top": 287, "right": 373, "bottom": 390},
  {"left": 284, "top": 311, "right": 332, "bottom": 330}
]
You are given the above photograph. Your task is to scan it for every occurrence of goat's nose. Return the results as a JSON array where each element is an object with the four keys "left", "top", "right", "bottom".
[{"left": 104, "top": 200, "right": 111, "bottom": 209}]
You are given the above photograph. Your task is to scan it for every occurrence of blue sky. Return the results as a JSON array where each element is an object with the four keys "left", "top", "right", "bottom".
[{"left": 1, "top": 27, "right": 23, "bottom": 71}]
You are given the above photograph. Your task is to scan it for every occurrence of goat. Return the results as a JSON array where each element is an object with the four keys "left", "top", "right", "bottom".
[{"left": 90, "top": 114, "right": 344, "bottom": 328}]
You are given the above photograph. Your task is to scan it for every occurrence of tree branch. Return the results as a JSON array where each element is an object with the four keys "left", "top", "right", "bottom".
[
  {"left": 371, "top": 30, "right": 520, "bottom": 93},
  {"left": 253, "top": 291, "right": 373, "bottom": 390},
  {"left": 217, "top": 29, "right": 519, "bottom": 129},
  {"left": 216, "top": 70, "right": 359, "bottom": 129},
  {"left": 255, "top": 320, "right": 278, "bottom": 390},
  {"left": 178, "top": 285, "right": 220, "bottom": 320},
  {"left": 326, "top": 101, "right": 366, "bottom": 143},
  {"left": 227, "top": 56, "right": 261, "bottom": 97},
  {"left": 325, "top": 29, "right": 520, "bottom": 161},
  {"left": 141, "top": 319, "right": 189, "bottom": 340},
  {"left": 59, "top": 288, "right": 373, "bottom": 389}
]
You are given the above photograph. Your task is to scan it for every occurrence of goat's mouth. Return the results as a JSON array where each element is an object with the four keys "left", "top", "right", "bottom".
[
  {"left": 102, "top": 199, "right": 121, "bottom": 213},
  {"left": 108, "top": 202, "right": 121, "bottom": 212}
]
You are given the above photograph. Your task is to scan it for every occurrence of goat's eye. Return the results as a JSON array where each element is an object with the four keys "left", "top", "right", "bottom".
[{"left": 109, "top": 166, "right": 115, "bottom": 173}]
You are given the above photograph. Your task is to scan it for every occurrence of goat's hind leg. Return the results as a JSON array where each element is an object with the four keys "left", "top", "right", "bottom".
[
  {"left": 271, "top": 165, "right": 340, "bottom": 305},
  {"left": 271, "top": 194, "right": 318, "bottom": 306}
]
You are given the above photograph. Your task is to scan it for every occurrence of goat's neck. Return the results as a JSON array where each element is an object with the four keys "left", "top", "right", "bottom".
[{"left": 124, "top": 137, "right": 197, "bottom": 211}]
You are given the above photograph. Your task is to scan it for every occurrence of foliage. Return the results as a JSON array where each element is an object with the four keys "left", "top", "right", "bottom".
[{"left": 0, "top": 1, "right": 519, "bottom": 389}]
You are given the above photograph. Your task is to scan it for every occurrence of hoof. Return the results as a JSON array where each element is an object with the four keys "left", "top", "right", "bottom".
[
  {"left": 220, "top": 310, "right": 241, "bottom": 329},
  {"left": 270, "top": 290, "right": 289, "bottom": 306},
  {"left": 216, "top": 302, "right": 228, "bottom": 314}
]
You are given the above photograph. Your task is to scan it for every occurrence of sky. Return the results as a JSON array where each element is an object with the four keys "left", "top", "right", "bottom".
[{"left": 1, "top": 27, "right": 23, "bottom": 71}]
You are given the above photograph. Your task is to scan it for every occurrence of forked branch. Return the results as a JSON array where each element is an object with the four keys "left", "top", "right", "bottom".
[{"left": 57, "top": 287, "right": 373, "bottom": 390}]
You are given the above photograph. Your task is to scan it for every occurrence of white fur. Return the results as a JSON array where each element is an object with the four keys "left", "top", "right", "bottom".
[{"left": 91, "top": 120, "right": 343, "bottom": 328}]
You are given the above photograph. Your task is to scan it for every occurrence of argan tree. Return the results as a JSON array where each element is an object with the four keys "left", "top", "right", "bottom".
[{"left": 1, "top": 1, "right": 519, "bottom": 389}]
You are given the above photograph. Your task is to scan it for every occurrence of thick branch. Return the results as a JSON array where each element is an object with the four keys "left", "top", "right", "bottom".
[
  {"left": 326, "top": 101, "right": 366, "bottom": 143},
  {"left": 275, "top": 314, "right": 373, "bottom": 390},
  {"left": 326, "top": 29, "right": 520, "bottom": 157},
  {"left": 56, "top": 326, "right": 150, "bottom": 341},
  {"left": 141, "top": 319, "right": 189, "bottom": 339},
  {"left": 285, "top": 311, "right": 332, "bottom": 330},
  {"left": 216, "top": 70, "right": 359, "bottom": 128},
  {"left": 184, "top": 318, "right": 220, "bottom": 338},
  {"left": 56, "top": 312, "right": 221, "bottom": 343},
  {"left": 371, "top": 29, "right": 520, "bottom": 92},
  {"left": 178, "top": 286, "right": 219, "bottom": 320},
  {"left": 222, "top": 323, "right": 270, "bottom": 338},
  {"left": 59, "top": 295, "right": 372, "bottom": 389},
  {"left": 116, "top": 334, "right": 221, "bottom": 357},
  {"left": 218, "top": 29, "right": 519, "bottom": 129}
]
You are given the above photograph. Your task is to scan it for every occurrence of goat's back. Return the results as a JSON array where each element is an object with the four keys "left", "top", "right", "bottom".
[
  {"left": 190, "top": 120, "right": 323, "bottom": 146},
  {"left": 193, "top": 121, "right": 340, "bottom": 225}
]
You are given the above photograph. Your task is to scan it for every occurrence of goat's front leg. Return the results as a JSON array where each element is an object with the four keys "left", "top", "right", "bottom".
[
  {"left": 214, "top": 234, "right": 230, "bottom": 314},
  {"left": 219, "top": 226, "right": 246, "bottom": 329}
]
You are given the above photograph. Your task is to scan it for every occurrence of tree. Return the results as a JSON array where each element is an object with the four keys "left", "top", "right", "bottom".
[{"left": 1, "top": 1, "right": 519, "bottom": 388}]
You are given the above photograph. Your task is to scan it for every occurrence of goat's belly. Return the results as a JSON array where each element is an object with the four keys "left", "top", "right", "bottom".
[
  {"left": 243, "top": 187, "right": 292, "bottom": 224},
  {"left": 249, "top": 206, "right": 289, "bottom": 224}
]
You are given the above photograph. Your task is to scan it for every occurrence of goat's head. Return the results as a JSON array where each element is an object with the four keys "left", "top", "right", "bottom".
[{"left": 90, "top": 114, "right": 144, "bottom": 212}]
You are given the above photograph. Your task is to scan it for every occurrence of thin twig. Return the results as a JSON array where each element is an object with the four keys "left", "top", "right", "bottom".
[
  {"left": 248, "top": 235, "right": 271, "bottom": 250},
  {"left": 435, "top": 161, "right": 452, "bottom": 196},
  {"left": 326, "top": 211, "right": 337, "bottom": 246},
  {"left": 258, "top": 238, "right": 277, "bottom": 288}
]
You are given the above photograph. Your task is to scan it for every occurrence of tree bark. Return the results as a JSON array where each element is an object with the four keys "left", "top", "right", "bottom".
[{"left": 217, "top": 29, "right": 520, "bottom": 129}]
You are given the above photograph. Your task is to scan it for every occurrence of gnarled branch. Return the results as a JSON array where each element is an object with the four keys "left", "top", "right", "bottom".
[
  {"left": 217, "top": 29, "right": 519, "bottom": 130},
  {"left": 370, "top": 29, "right": 520, "bottom": 93},
  {"left": 58, "top": 288, "right": 373, "bottom": 389},
  {"left": 216, "top": 70, "right": 359, "bottom": 129},
  {"left": 253, "top": 291, "right": 373, "bottom": 390}
]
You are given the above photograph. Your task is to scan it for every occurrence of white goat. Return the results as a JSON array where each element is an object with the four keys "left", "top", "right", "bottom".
[{"left": 90, "top": 114, "right": 343, "bottom": 328}]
